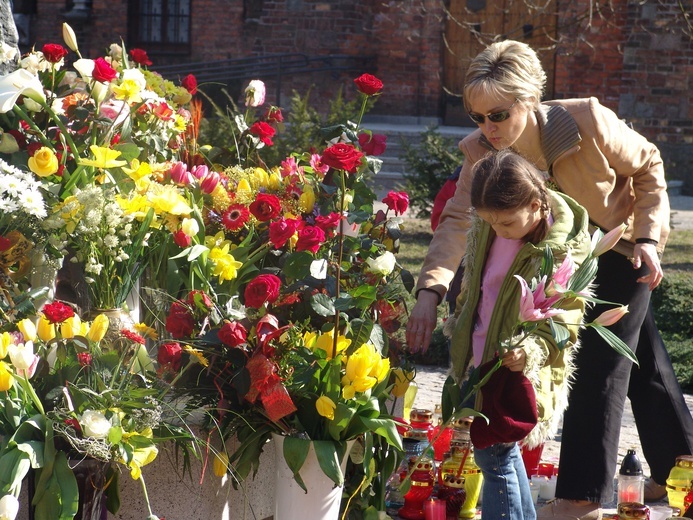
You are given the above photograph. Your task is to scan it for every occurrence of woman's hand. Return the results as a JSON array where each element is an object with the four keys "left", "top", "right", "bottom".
[
  {"left": 405, "top": 290, "right": 439, "bottom": 354},
  {"left": 501, "top": 348, "right": 526, "bottom": 372},
  {"left": 633, "top": 243, "right": 663, "bottom": 290}
]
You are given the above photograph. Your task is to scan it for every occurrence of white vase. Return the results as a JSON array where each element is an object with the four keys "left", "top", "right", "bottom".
[{"left": 272, "top": 434, "right": 354, "bottom": 520}]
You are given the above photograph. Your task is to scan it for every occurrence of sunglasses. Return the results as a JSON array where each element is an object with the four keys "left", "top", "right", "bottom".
[{"left": 468, "top": 99, "right": 518, "bottom": 125}]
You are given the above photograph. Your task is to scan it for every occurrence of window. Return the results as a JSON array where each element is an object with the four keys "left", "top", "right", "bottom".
[{"left": 128, "top": 0, "right": 191, "bottom": 54}]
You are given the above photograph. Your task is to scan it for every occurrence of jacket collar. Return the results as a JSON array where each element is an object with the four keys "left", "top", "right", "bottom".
[{"left": 476, "top": 104, "right": 582, "bottom": 167}]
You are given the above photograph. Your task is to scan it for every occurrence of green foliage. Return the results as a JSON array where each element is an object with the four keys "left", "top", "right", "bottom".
[
  {"left": 652, "top": 273, "right": 693, "bottom": 338},
  {"left": 400, "top": 126, "right": 465, "bottom": 218}
]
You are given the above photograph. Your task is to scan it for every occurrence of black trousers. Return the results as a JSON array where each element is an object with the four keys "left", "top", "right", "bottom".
[{"left": 555, "top": 250, "right": 693, "bottom": 503}]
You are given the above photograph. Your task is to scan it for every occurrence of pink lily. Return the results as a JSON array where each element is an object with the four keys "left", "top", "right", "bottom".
[
  {"left": 515, "top": 275, "right": 566, "bottom": 322},
  {"left": 592, "top": 223, "right": 628, "bottom": 257},
  {"left": 592, "top": 305, "right": 629, "bottom": 326},
  {"left": 546, "top": 250, "right": 576, "bottom": 296}
]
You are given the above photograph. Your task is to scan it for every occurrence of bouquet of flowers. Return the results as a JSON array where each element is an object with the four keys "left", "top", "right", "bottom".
[
  {"left": 0, "top": 301, "right": 198, "bottom": 520},
  {"left": 156, "top": 74, "right": 413, "bottom": 513}
]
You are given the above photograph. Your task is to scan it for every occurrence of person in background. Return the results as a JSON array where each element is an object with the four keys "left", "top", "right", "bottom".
[
  {"left": 447, "top": 149, "right": 591, "bottom": 519},
  {"left": 406, "top": 39, "right": 693, "bottom": 520}
]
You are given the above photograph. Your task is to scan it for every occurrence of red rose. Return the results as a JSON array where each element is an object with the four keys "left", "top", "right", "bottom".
[
  {"left": 64, "top": 418, "right": 82, "bottom": 433},
  {"left": 27, "top": 142, "right": 42, "bottom": 156},
  {"left": 42, "top": 301, "right": 75, "bottom": 324},
  {"left": 181, "top": 74, "right": 197, "bottom": 95},
  {"left": 244, "top": 274, "right": 282, "bottom": 308},
  {"left": 321, "top": 143, "right": 364, "bottom": 174},
  {"left": 221, "top": 204, "right": 250, "bottom": 231},
  {"left": 218, "top": 321, "right": 248, "bottom": 347},
  {"left": 173, "top": 229, "right": 191, "bottom": 248},
  {"left": 158, "top": 342, "right": 183, "bottom": 372},
  {"left": 42, "top": 43, "right": 69, "bottom": 63},
  {"left": 268, "top": 217, "right": 301, "bottom": 248},
  {"left": 358, "top": 133, "right": 387, "bottom": 156},
  {"left": 249, "top": 121, "right": 276, "bottom": 146},
  {"left": 295, "top": 225, "right": 326, "bottom": 254},
  {"left": 186, "top": 290, "right": 213, "bottom": 310},
  {"left": 92, "top": 57, "right": 117, "bottom": 83},
  {"left": 353, "top": 73, "right": 383, "bottom": 96},
  {"left": 77, "top": 352, "right": 93, "bottom": 367},
  {"left": 165, "top": 301, "right": 195, "bottom": 338},
  {"left": 129, "top": 48, "right": 153, "bottom": 66},
  {"left": 264, "top": 106, "right": 283, "bottom": 124},
  {"left": 249, "top": 193, "right": 282, "bottom": 222},
  {"left": 382, "top": 191, "right": 409, "bottom": 216}
]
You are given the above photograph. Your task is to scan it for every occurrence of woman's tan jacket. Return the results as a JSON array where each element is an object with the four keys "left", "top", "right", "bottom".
[{"left": 416, "top": 97, "right": 670, "bottom": 300}]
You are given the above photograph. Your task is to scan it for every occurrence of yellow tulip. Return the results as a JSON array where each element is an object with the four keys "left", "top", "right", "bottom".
[
  {"left": 87, "top": 314, "right": 110, "bottom": 342},
  {"left": 253, "top": 167, "right": 269, "bottom": 189},
  {"left": 352, "top": 376, "right": 377, "bottom": 393},
  {"left": 28, "top": 147, "right": 59, "bottom": 177},
  {"left": 342, "top": 385, "right": 356, "bottom": 400},
  {"left": 370, "top": 357, "right": 391, "bottom": 383},
  {"left": 0, "top": 332, "right": 13, "bottom": 359},
  {"left": 298, "top": 186, "right": 316, "bottom": 213},
  {"left": 346, "top": 343, "right": 378, "bottom": 381},
  {"left": 312, "top": 329, "right": 350, "bottom": 360},
  {"left": 268, "top": 171, "right": 282, "bottom": 190},
  {"left": 16, "top": 319, "right": 37, "bottom": 342},
  {"left": 37, "top": 316, "right": 56, "bottom": 342},
  {"left": 213, "top": 451, "right": 229, "bottom": 477},
  {"left": 391, "top": 367, "right": 414, "bottom": 398},
  {"left": 60, "top": 315, "right": 81, "bottom": 339},
  {"left": 315, "top": 395, "right": 336, "bottom": 420},
  {"left": 236, "top": 178, "right": 252, "bottom": 195},
  {"left": 0, "top": 362, "right": 14, "bottom": 391}
]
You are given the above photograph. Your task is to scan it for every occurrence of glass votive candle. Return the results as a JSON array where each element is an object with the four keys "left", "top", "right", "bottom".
[
  {"left": 424, "top": 498, "right": 446, "bottom": 520},
  {"left": 529, "top": 482, "right": 540, "bottom": 505},
  {"left": 538, "top": 462, "right": 555, "bottom": 477},
  {"left": 539, "top": 475, "right": 558, "bottom": 501}
]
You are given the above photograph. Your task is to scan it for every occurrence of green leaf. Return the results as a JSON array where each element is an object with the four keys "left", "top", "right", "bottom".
[
  {"left": 283, "top": 251, "right": 314, "bottom": 279},
  {"left": 590, "top": 324, "right": 639, "bottom": 366},
  {"left": 33, "top": 451, "right": 79, "bottom": 520},
  {"left": 314, "top": 440, "right": 343, "bottom": 487},
  {"left": 310, "top": 293, "right": 335, "bottom": 317},
  {"left": 347, "top": 318, "right": 374, "bottom": 351},
  {"left": 105, "top": 465, "right": 121, "bottom": 514},
  {"left": 282, "top": 436, "right": 310, "bottom": 492},
  {"left": 400, "top": 268, "right": 415, "bottom": 293},
  {"left": 568, "top": 256, "right": 599, "bottom": 293},
  {"left": 540, "top": 244, "right": 554, "bottom": 279},
  {"left": 549, "top": 319, "right": 571, "bottom": 350},
  {"left": 360, "top": 417, "right": 403, "bottom": 450}
]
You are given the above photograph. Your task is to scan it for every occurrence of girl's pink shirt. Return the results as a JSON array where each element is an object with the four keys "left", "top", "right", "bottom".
[{"left": 471, "top": 235, "right": 524, "bottom": 366}]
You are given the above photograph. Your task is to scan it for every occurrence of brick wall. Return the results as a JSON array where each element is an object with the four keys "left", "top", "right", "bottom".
[{"left": 554, "top": 0, "right": 692, "bottom": 184}]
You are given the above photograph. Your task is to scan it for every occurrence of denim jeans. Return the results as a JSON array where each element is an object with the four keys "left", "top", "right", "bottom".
[{"left": 475, "top": 442, "right": 536, "bottom": 519}]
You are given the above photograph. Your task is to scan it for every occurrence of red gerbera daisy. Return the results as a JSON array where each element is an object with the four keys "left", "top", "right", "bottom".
[
  {"left": 121, "top": 329, "right": 146, "bottom": 345},
  {"left": 221, "top": 204, "right": 251, "bottom": 231}
]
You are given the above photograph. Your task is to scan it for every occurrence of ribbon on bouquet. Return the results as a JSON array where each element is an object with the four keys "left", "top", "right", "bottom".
[{"left": 245, "top": 353, "right": 297, "bottom": 423}]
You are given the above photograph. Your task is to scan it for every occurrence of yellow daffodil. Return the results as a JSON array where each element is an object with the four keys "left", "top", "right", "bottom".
[
  {"left": 148, "top": 186, "right": 192, "bottom": 216},
  {"left": 312, "top": 328, "right": 351, "bottom": 360},
  {"left": 0, "top": 362, "right": 14, "bottom": 391},
  {"left": 53, "top": 196, "right": 82, "bottom": 234},
  {"left": 122, "top": 159, "right": 152, "bottom": 191},
  {"left": 124, "top": 428, "right": 158, "bottom": 480},
  {"left": 79, "top": 145, "right": 127, "bottom": 169},
  {"left": 210, "top": 248, "right": 244, "bottom": 283},
  {"left": 213, "top": 451, "right": 230, "bottom": 477},
  {"left": 28, "top": 146, "right": 59, "bottom": 177},
  {"left": 205, "top": 231, "right": 230, "bottom": 250},
  {"left": 112, "top": 78, "right": 143, "bottom": 103},
  {"left": 315, "top": 395, "right": 336, "bottom": 420},
  {"left": 86, "top": 314, "right": 110, "bottom": 342},
  {"left": 37, "top": 316, "right": 56, "bottom": 342},
  {"left": 298, "top": 186, "right": 316, "bottom": 213},
  {"left": 16, "top": 320, "right": 36, "bottom": 342}
]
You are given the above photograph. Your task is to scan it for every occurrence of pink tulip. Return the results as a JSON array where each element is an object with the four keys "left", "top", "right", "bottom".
[
  {"left": 592, "top": 223, "right": 627, "bottom": 257},
  {"left": 191, "top": 164, "right": 209, "bottom": 180},
  {"left": 170, "top": 161, "right": 193, "bottom": 185},
  {"left": 515, "top": 275, "right": 566, "bottom": 322},
  {"left": 200, "top": 170, "right": 220, "bottom": 194},
  {"left": 592, "top": 305, "right": 629, "bottom": 327}
]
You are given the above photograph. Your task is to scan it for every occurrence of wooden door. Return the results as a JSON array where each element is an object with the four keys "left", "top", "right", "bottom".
[{"left": 443, "top": 0, "right": 557, "bottom": 126}]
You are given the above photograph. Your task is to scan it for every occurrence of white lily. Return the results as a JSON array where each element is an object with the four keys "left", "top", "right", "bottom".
[
  {"left": 0, "top": 69, "right": 46, "bottom": 113},
  {"left": 0, "top": 494, "right": 19, "bottom": 520}
]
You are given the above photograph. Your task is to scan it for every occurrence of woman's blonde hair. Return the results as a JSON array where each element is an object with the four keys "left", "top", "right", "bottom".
[{"left": 463, "top": 40, "right": 546, "bottom": 112}]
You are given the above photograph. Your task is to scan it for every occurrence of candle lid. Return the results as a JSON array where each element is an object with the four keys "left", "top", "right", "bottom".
[{"left": 620, "top": 448, "right": 643, "bottom": 476}]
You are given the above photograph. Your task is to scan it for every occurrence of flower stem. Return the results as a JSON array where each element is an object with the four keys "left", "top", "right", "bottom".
[{"left": 332, "top": 171, "right": 347, "bottom": 359}]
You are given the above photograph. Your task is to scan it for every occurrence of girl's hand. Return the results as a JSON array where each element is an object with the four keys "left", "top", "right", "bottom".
[{"left": 501, "top": 348, "right": 526, "bottom": 372}]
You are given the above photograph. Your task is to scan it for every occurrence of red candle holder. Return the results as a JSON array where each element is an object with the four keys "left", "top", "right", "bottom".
[{"left": 399, "top": 461, "right": 435, "bottom": 520}]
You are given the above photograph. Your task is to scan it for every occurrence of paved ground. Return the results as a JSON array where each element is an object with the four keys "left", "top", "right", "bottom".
[{"left": 403, "top": 195, "right": 693, "bottom": 514}]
